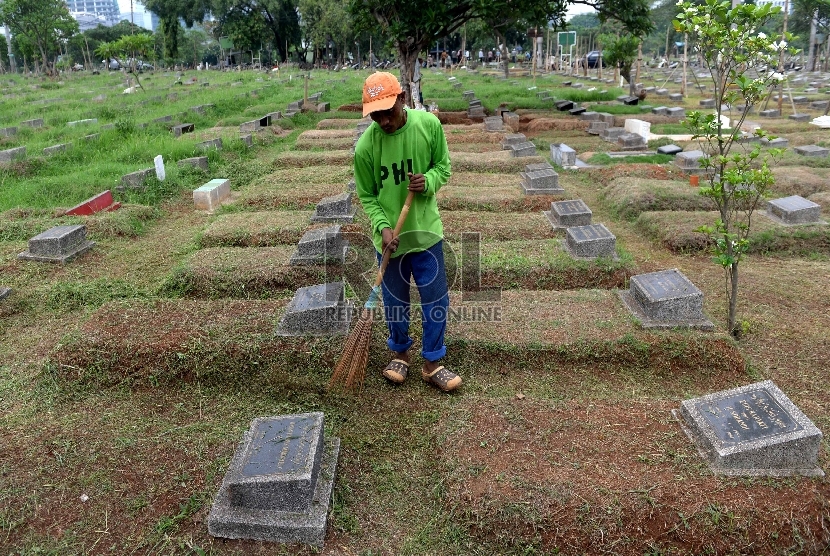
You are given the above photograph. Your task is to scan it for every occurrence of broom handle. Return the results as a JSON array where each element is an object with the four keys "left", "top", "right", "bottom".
[
  {"left": 371, "top": 190, "right": 416, "bottom": 295},
  {"left": 377, "top": 189, "right": 416, "bottom": 284}
]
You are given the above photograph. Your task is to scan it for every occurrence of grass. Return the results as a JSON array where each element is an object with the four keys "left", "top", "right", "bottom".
[
  {"left": 587, "top": 153, "right": 675, "bottom": 165},
  {"left": 1, "top": 68, "right": 829, "bottom": 555}
]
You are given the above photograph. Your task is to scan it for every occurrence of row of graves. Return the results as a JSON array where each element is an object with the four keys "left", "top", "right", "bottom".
[{"left": 3, "top": 75, "right": 825, "bottom": 548}]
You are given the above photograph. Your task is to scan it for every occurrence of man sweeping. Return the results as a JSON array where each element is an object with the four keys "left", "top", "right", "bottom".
[{"left": 353, "top": 71, "right": 462, "bottom": 392}]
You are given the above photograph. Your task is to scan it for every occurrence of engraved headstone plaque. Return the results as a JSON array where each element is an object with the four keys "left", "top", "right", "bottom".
[
  {"left": 18, "top": 225, "right": 95, "bottom": 263},
  {"left": 289, "top": 225, "right": 348, "bottom": 265},
  {"left": 766, "top": 195, "right": 822, "bottom": 225},
  {"left": 677, "top": 381, "right": 824, "bottom": 476},
  {"left": 311, "top": 192, "right": 357, "bottom": 223},
  {"left": 618, "top": 268, "right": 714, "bottom": 330},
  {"left": 564, "top": 223, "right": 616, "bottom": 259},
  {"left": 276, "top": 282, "right": 351, "bottom": 336},
  {"left": 545, "top": 199, "right": 592, "bottom": 230},
  {"left": 208, "top": 412, "right": 341, "bottom": 545}
]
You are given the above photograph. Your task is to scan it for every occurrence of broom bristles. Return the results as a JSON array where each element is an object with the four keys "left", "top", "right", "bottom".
[{"left": 328, "top": 307, "right": 375, "bottom": 391}]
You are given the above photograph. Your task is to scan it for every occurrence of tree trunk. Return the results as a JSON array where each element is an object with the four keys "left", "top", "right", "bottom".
[
  {"left": 728, "top": 261, "right": 739, "bottom": 336},
  {"left": 494, "top": 29, "right": 509, "bottom": 79},
  {"left": 397, "top": 42, "right": 418, "bottom": 108}
]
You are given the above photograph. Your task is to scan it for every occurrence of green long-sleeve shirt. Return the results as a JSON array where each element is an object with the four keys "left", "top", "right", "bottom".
[{"left": 354, "top": 108, "right": 451, "bottom": 257}]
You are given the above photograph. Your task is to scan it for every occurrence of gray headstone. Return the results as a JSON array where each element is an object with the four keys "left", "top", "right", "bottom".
[
  {"left": 651, "top": 106, "right": 669, "bottom": 116},
  {"left": 178, "top": 156, "right": 209, "bottom": 171},
  {"left": 509, "top": 141, "right": 537, "bottom": 157},
  {"left": 240, "top": 120, "right": 261, "bottom": 133},
  {"left": 43, "top": 143, "right": 70, "bottom": 156},
  {"left": 502, "top": 111, "right": 519, "bottom": 130},
  {"left": 675, "top": 150, "right": 706, "bottom": 171},
  {"left": 789, "top": 113, "right": 812, "bottom": 122},
  {"left": 810, "top": 100, "right": 829, "bottom": 110},
  {"left": 794, "top": 145, "right": 829, "bottom": 157},
  {"left": 657, "top": 144, "right": 683, "bottom": 155},
  {"left": 0, "top": 287, "right": 10, "bottom": 300},
  {"left": 524, "top": 162, "right": 554, "bottom": 172},
  {"left": 600, "top": 127, "right": 626, "bottom": 142},
  {"left": 580, "top": 111, "right": 600, "bottom": 121},
  {"left": 666, "top": 107, "right": 686, "bottom": 118},
  {"left": 597, "top": 113, "right": 615, "bottom": 124},
  {"left": 196, "top": 138, "right": 223, "bottom": 151},
  {"left": 67, "top": 118, "right": 97, "bottom": 126},
  {"left": 619, "top": 268, "right": 713, "bottom": 329},
  {"left": 760, "top": 136, "right": 789, "bottom": 148},
  {"left": 0, "top": 146, "right": 26, "bottom": 163},
  {"left": 759, "top": 109, "right": 780, "bottom": 118},
  {"left": 290, "top": 226, "right": 348, "bottom": 265},
  {"left": 668, "top": 93, "right": 683, "bottom": 101},
  {"left": 677, "top": 380, "right": 824, "bottom": 476},
  {"left": 792, "top": 96, "right": 808, "bottom": 104},
  {"left": 0, "top": 126, "right": 17, "bottom": 137},
  {"left": 617, "top": 133, "right": 646, "bottom": 150},
  {"left": 569, "top": 107, "right": 587, "bottom": 116},
  {"left": 520, "top": 168, "right": 562, "bottom": 195},
  {"left": 18, "top": 224, "right": 95, "bottom": 263},
  {"left": 207, "top": 412, "right": 341, "bottom": 545},
  {"left": 82, "top": 133, "right": 100, "bottom": 142},
  {"left": 766, "top": 195, "right": 822, "bottom": 225},
  {"left": 551, "top": 143, "right": 576, "bottom": 166},
  {"left": 152, "top": 115, "right": 173, "bottom": 124},
  {"left": 544, "top": 199, "right": 592, "bottom": 230},
  {"left": 699, "top": 99, "right": 716, "bottom": 108},
  {"left": 501, "top": 134, "right": 527, "bottom": 149},
  {"left": 172, "top": 123, "right": 195, "bottom": 137},
  {"left": 656, "top": 88, "right": 669, "bottom": 96},
  {"left": 555, "top": 100, "right": 574, "bottom": 111},
  {"left": 119, "top": 168, "right": 154, "bottom": 191},
  {"left": 587, "top": 121, "right": 610, "bottom": 135},
  {"left": 21, "top": 118, "right": 43, "bottom": 128},
  {"left": 276, "top": 282, "right": 351, "bottom": 336},
  {"left": 565, "top": 223, "right": 617, "bottom": 259},
  {"left": 484, "top": 116, "right": 503, "bottom": 131},
  {"left": 311, "top": 192, "right": 356, "bottom": 222}
]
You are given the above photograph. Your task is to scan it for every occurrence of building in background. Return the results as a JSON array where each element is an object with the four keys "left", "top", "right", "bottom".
[
  {"left": 117, "top": 0, "right": 158, "bottom": 31},
  {"left": 65, "top": 0, "right": 121, "bottom": 29}
]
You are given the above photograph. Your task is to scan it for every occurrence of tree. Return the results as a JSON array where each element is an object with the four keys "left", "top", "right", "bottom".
[
  {"left": 600, "top": 32, "right": 639, "bottom": 95},
  {"left": 207, "top": 0, "right": 300, "bottom": 63},
  {"left": 351, "top": 0, "right": 653, "bottom": 107},
  {"left": 675, "top": 0, "right": 794, "bottom": 337},
  {"left": 297, "top": 0, "right": 353, "bottom": 65},
  {"left": 0, "top": 0, "right": 78, "bottom": 76},
  {"left": 95, "top": 33, "right": 154, "bottom": 89},
  {"left": 142, "top": 0, "right": 211, "bottom": 61}
]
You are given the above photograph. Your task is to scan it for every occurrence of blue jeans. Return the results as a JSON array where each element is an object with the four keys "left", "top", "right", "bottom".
[{"left": 376, "top": 241, "right": 448, "bottom": 362}]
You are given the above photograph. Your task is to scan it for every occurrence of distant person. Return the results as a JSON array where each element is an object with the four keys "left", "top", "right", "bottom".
[{"left": 478, "top": 49, "right": 484, "bottom": 63}]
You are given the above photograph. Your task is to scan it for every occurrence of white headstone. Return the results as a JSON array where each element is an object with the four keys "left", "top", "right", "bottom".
[
  {"left": 154, "top": 155, "right": 166, "bottom": 181},
  {"left": 623, "top": 118, "right": 651, "bottom": 141},
  {"left": 719, "top": 114, "right": 731, "bottom": 129}
]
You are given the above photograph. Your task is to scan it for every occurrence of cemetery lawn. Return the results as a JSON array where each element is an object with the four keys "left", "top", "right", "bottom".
[{"left": 0, "top": 69, "right": 828, "bottom": 555}]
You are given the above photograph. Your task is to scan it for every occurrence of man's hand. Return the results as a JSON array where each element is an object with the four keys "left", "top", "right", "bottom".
[
  {"left": 408, "top": 172, "right": 426, "bottom": 193},
  {"left": 381, "top": 227, "right": 399, "bottom": 255}
]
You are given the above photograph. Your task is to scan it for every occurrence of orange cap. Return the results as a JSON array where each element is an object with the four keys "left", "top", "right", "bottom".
[{"left": 362, "top": 72, "right": 403, "bottom": 117}]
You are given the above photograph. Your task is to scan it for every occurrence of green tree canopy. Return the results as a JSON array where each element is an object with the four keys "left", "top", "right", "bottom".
[{"left": 0, "top": 0, "right": 79, "bottom": 75}]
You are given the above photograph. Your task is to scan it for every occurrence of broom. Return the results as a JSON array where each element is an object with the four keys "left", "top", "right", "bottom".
[{"left": 328, "top": 190, "right": 416, "bottom": 391}]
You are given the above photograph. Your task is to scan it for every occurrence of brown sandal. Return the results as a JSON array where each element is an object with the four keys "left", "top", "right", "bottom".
[
  {"left": 422, "top": 366, "right": 462, "bottom": 392},
  {"left": 382, "top": 359, "right": 409, "bottom": 384}
]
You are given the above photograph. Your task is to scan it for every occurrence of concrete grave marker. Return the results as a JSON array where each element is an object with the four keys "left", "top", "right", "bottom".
[
  {"left": 240, "top": 120, "right": 261, "bottom": 133},
  {"left": 0, "top": 287, "right": 10, "bottom": 300},
  {"left": 311, "top": 192, "right": 357, "bottom": 223},
  {"left": 0, "top": 126, "right": 17, "bottom": 137},
  {"left": 67, "top": 118, "right": 97, "bottom": 127},
  {"left": 544, "top": 199, "right": 592, "bottom": 230},
  {"left": 508, "top": 141, "right": 537, "bottom": 157},
  {"left": 551, "top": 143, "right": 576, "bottom": 166},
  {"left": 580, "top": 112, "right": 600, "bottom": 121},
  {"left": 289, "top": 226, "right": 349, "bottom": 265},
  {"left": 118, "top": 168, "right": 154, "bottom": 191},
  {"left": 600, "top": 127, "right": 627, "bottom": 142},
  {"left": 619, "top": 268, "right": 714, "bottom": 330},
  {"left": 564, "top": 224, "right": 617, "bottom": 259},
  {"left": 587, "top": 121, "right": 610, "bottom": 135},
  {"left": 569, "top": 107, "right": 587, "bottom": 116},
  {"left": 657, "top": 144, "right": 683, "bottom": 155},
  {"left": 760, "top": 137, "right": 789, "bottom": 148},
  {"left": 172, "top": 123, "right": 195, "bottom": 137},
  {"left": 0, "top": 146, "right": 26, "bottom": 164},
  {"left": 178, "top": 157, "right": 209, "bottom": 171},
  {"left": 196, "top": 138, "right": 223, "bottom": 151},
  {"left": 652, "top": 106, "right": 668, "bottom": 116},
  {"left": 43, "top": 143, "right": 70, "bottom": 156},
  {"left": 624, "top": 119, "right": 651, "bottom": 140},
  {"left": 21, "top": 118, "right": 43, "bottom": 128},
  {"left": 66, "top": 190, "right": 121, "bottom": 216},
  {"left": 501, "top": 134, "right": 527, "bottom": 149},
  {"left": 520, "top": 168, "right": 563, "bottom": 195},
  {"left": 759, "top": 109, "right": 780, "bottom": 118},
  {"left": 484, "top": 116, "right": 503, "bottom": 131},
  {"left": 154, "top": 155, "right": 166, "bottom": 181},
  {"left": 193, "top": 178, "right": 230, "bottom": 211},
  {"left": 677, "top": 380, "right": 824, "bottom": 477},
  {"left": 766, "top": 195, "right": 823, "bottom": 225},
  {"left": 18, "top": 225, "right": 95, "bottom": 263},
  {"left": 241, "top": 134, "right": 253, "bottom": 147},
  {"left": 617, "top": 133, "right": 647, "bottom": 150},
  {"left": 794, "top": 145, "right": 829, "bottom": 157},
  {"left": 276, "top": 283, "right": 352, "bottom": 336},
  {"left": 674, "top": 150, "right": 708, "bottom": 174},
  {"left": 207, "top": 412, "right": 340, "bottom": 545}
]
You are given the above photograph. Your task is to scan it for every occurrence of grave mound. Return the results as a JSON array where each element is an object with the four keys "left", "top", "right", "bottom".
[
  {"left": 53, "top": 299, "right": 344, "bottom": 389},
  {"left": 441, "top": 211, "right": 556, "bottom": 241},
  {"left": 524, "top": 118, "right": 590, "bottom": 132},
  {"left": 198, "top": 211, "right": 314, "bottom": 248},
  {"left": 294, "top": 136, "right": 353, "bottom": 151},
  {"left": 159, "top": 246, "right": 334, "bottom": 299},
  {"left": 437, "top": 185, "right": 560, "bottom": 212},
  {"left": 450, "top": 151, "right": 545, "bottom": 173},
  {"left": 637, "top": 210, "right": 830, "bottom": 256},
  {"left": 450, "top": 142, "right": 506, "bottom": 153},
  {"left": 315, "top": 118, "right": 365, "bottom": 130},
  {"left": 448, "top": 172, "right": 522, "bottom": 188},
  {"left": 444, "top": 130, "right": 508, "bottom": 145},
  {"left": 600, "top": 176, "right": 716, "bottom": 219},
  {"left": 273, "top": 150, "right": 352, "bottom": 168},
  {"left": 771, "top": 166, "right": 830, "bottom": 198}
]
